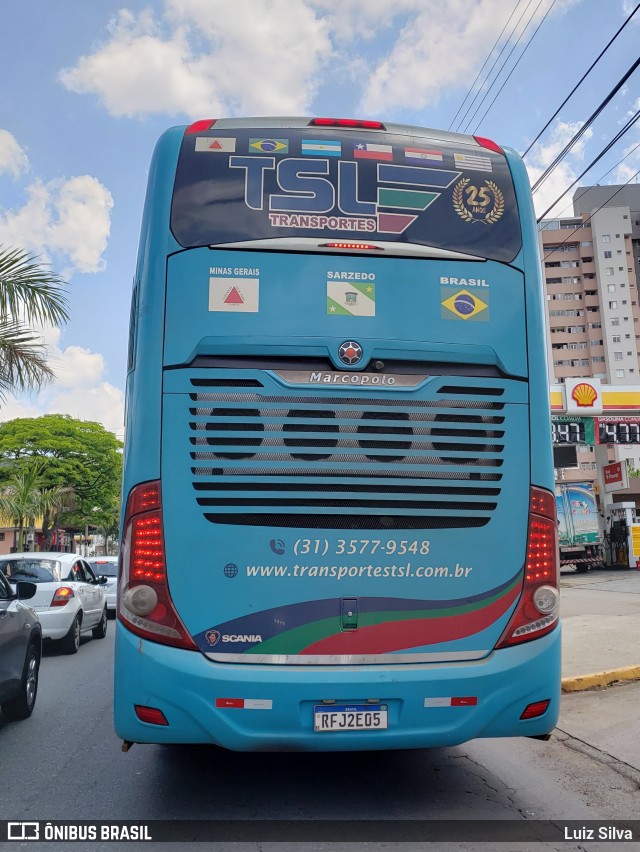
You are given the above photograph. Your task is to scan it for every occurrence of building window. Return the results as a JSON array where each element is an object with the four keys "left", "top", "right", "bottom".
[
  {"left": 604, "top": 251, "right": 612, "bottom": 258},
  {"left": 609, "top": 301, "right": 618, "bottom": 309},
  {"left": 611, "top": 318, "right": 620, "bottom": 326},
  {"left": 605, "top": 267, "right": 614, "bottom": 275},
  {"left": 602, "top": 235, "right": 611, "bottom": 242},
  {"left": 608, "top": 284, "right": 616, "bottom": 292},
  {"left": 612, "top": 335, "right": 621, "bottom": 342},
  {"left": 614, "top": 352, "right": 623, "bottom": 360},
  {"left": 616, "top": 369, "right": 625, "bottom": 378}
]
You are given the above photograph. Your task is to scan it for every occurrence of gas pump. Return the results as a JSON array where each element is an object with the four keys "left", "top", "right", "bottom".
[{"left": 606, "top": 503, "right": 637, "bottom": 568}]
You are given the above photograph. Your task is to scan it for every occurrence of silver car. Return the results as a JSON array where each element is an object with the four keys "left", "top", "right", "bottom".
[
  {"left": 87, "top": 556, "right": 119, "bottom": 615},
  {"left": 0, "top": 569, "right": 42, "bottom": 720}
]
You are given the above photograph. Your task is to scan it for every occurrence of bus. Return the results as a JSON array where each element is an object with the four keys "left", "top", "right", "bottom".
[{"left": 115, "top": 117, "right": 560, "bottom": 751}]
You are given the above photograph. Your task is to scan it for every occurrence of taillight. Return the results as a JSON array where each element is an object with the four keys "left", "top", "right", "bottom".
[
  {"left": 473, "top": 135, "right": 503, "bottom": 154},
  {"left": 495, "top": 486, "right": 559, "bottom": 648},
  {"left": 309, "top": 118, "right": 386, "bottom": 130},
  {"left": 51, "top": 587, "right": 74, "bottom": 607},
  {"left": 185, "top": 119, "right": 217, "bottom": 134},
  {"left": 118, "top": 480, "right": 197, "bottom": 650}
]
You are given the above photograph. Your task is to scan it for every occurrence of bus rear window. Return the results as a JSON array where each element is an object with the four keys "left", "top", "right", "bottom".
[{"left": 171, "top": 128, "right": 522, "bottom": 262}]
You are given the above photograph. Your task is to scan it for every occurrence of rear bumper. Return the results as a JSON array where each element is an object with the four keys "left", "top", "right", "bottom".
[
  {"left": 114, "top": 621, "right": 561, "bottom": 751},
  {"left": 36, "top": 606, "right": 76, "bottom": 640}
]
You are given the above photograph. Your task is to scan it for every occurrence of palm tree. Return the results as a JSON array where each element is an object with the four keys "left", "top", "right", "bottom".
[
  {"left": 0, "top": 462, "right": 73, "bottom": 551},
  {"left": 0, "top": 246, "right": 69, "bottom": 400}
]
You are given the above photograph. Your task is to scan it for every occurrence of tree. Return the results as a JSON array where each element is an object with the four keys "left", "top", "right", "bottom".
[
  {"left": 0, "top": 415, "right": 123, "bottom": 546},
  {"left": 0, "top": 246, "right": 69, "bottom": 399}
]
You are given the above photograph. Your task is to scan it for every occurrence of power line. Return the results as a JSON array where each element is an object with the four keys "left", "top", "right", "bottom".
[
  {"left": 452, "top": 0, "right": 537, "bottom": 133},
  {"left": 551, "top": 139, "right": 640, "bottom": 221},
  {"left": 522, "top": 2, "right": 640, "bottom": 158},
  {"left": 459, "top": 0, "right": 547, "bottom": 134},
  {"left": 470, "top": 0, "right": 558, "bottom": 134},
  {"left": 536, "top": 107, "right": 640, "bottom": 222},
  {"left": 540, "top": 171, "right": 640, "bottom": 262},
  {"left": 531, "top": 54, "right": 640, "bottom": 193},
  {"left": 447, "top": 0, "right": 528, "bottom": 131}
]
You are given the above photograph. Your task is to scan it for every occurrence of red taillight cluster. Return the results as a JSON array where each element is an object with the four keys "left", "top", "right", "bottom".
[
  {"left": 51, "top": 587, "right": 74, "bottom": 607},
  {"left": 496, "top": 486, "right": 559, "bottom": 649},
  {"left": 473, "top": 135, "right": 504, "bottom": 154},
  {"left": 185, "top": 119, "right": 217, "bottom": 134},
  {"left": 118, "top": 480, "right": 196, "bottom": 650},
  {"left": 132, "top": 514, "right": 164, "bottom": 581}
]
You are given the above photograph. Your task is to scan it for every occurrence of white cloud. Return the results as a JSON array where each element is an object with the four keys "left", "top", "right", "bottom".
[
  {"left": 0, "top": 130, "right": 29, "bottom": 178},
  {"left": 46, "top": 382, "right": 125, "bottom": 438},
  {"left": 58, "top": 0, "right": 582, "bottom": 125},
  {"left": 357, "top": 0, "right": 578, "bottom": 117},
  {"left": 525, "top": 120, "right": 593, "bottom": 219},
  {"left": 0, "top": 174, "right": 113, "bottom": 274},
  {"left": 615, "top": 137, "right": 640, "bottom": 183},
  {"left": 60, "top": 2, "right": 332, "bottom": 117},
  {"left": 0, "top": 333, "right": 124, "bottom": 438}
]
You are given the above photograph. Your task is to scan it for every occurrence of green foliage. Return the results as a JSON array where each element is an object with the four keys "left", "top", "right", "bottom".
[
  {"left": 626, "top": 459, "right": 640, "bottom": 479},
  {"left": 0, "top": 246, "right": 69, "bottom": 399},
  {"left": 0, "top": 414, "right": 123, "bottom": 537}
]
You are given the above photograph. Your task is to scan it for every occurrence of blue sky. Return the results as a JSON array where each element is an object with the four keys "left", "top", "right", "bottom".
[{"left": 0, "top": 0, "right": 638, "bottom": 441}]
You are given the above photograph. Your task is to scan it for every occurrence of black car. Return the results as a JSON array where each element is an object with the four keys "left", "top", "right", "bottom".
[{"left": 0, "top": 569, "right": 42, "bottom": 721}]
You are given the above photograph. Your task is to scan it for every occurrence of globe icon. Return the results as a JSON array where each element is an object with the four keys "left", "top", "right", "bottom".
[
  {"left": 224, "top": 563, "right": 238, "bottom": 578},
  {"left": 454, "top": 293, "right": 476, "bottom": 316}
]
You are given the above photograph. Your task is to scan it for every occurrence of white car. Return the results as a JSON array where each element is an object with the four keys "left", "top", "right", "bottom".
[
  {"left": 86, "top": 556, "right": 118, "bottom": 615},
  {"left": 0, "top": 552, "right": 108, "bottom": 654}
]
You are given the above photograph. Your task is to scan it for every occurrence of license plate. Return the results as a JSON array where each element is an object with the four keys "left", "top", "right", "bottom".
[{"left": 314, "top": 704, "right": 388, "bottom": 732}]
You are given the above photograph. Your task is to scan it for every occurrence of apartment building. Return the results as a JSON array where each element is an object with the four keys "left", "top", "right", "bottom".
[{"left": 539, "top": 184, "right": 640, "bottom": 482}]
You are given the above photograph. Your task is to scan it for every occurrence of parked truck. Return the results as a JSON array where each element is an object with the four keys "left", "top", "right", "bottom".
[{"left": 555, "top": 482, "right": 604, "bottom": 573}]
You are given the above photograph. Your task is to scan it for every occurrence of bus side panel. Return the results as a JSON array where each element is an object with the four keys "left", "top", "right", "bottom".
[
  {"left": 506, "top": 150, "right": 554, "bottom": 494},
  {"left": 122, "top": 128, "right": 184, "bottom": 498}
]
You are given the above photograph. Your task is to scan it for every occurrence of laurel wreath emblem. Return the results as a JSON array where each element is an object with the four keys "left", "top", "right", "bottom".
[
  {"left": 452, "top": 178, "right": 505, "bottom": 225},
  {"left": 452, "top": 178, "right": 473, "bottom": 222},
  {"left": 485, "top": 180, "right": 504, "bottom": 224}
]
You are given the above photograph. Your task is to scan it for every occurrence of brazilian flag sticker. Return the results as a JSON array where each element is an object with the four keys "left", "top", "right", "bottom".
[
  {"left": 249, "top": 138, "right": 289, "bottom": 154},
  {"left": 441, "top": 288, "right": 489, "bottom": 321}
]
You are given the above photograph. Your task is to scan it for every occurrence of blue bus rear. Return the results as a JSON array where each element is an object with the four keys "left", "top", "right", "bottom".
[{"left": 115, "top": 118, "right": 560, "bottom": 750}]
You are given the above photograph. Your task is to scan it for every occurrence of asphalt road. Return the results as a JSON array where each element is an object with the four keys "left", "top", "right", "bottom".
[{"left": 1, "top": 620, "right": 639, "bottom": 851}]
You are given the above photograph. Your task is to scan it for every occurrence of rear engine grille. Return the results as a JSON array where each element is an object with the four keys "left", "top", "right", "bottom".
[{"left": 186, "top": 378, "right": 509, "bottom": 530}]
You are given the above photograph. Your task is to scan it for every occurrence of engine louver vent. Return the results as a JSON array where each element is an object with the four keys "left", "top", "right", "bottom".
[{"left": 184, "top": 374, "right": 511, "bottom": 530}]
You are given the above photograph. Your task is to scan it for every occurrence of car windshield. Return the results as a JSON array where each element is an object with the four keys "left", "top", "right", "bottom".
[
  {"left": 89, "top": 561, "right": 118, "bottom": 577},
  {"left": 0, "top": 559, "right": 59, "bottom": 583}
]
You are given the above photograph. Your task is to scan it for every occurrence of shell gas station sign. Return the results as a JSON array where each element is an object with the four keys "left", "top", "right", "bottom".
[{"left": 551, "top": 379, "right": 640, "bottom": 417}]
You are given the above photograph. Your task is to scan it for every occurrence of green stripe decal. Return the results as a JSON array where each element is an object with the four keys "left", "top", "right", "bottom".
[{"left": 377, "top": 189, "right": 439, "bottom": 210}]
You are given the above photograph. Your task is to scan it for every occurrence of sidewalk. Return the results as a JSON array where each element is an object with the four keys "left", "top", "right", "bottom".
[
  {"left": 559, "top": 567, "right": 640, "bottom": 690},
  {"left": 558, "top": 568, "right": 640, "bottom": 777}
]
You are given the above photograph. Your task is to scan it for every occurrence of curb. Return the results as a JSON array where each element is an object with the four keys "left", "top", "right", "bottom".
[{"left": 561, "top": 665, "right": 640, "bottom": 693}]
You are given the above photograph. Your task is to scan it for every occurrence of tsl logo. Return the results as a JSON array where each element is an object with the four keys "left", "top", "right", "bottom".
[{"left": 227, "top": 157, "right": 461, "bottom": 235}]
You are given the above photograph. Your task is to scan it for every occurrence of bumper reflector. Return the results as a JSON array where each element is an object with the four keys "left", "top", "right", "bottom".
[
  {"left": 134, "top": 705, "right": 169, "bottom": 725},
  {"left": 520, "top": 699, "right": 550, "bottom": 720}
]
